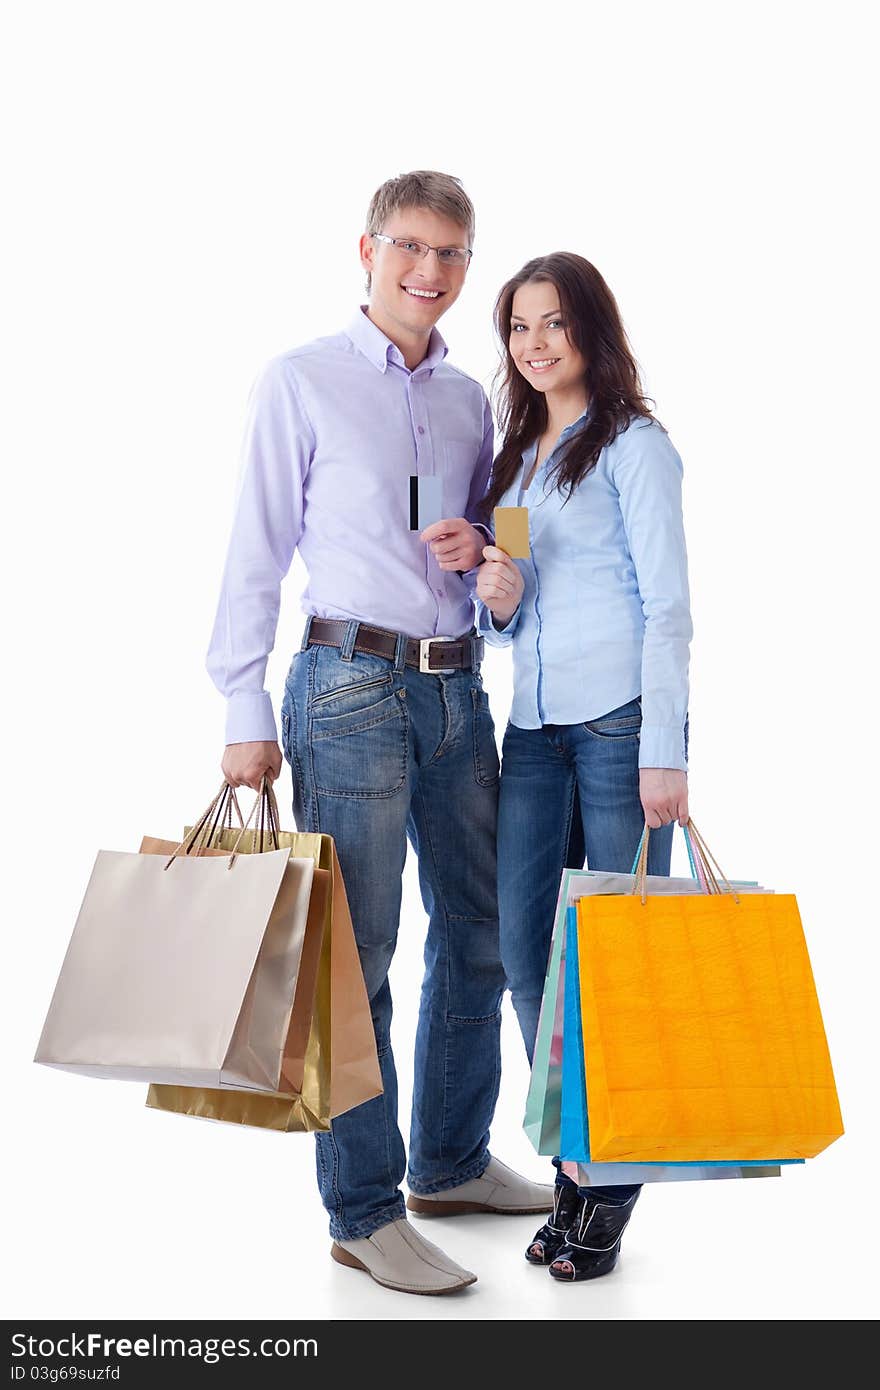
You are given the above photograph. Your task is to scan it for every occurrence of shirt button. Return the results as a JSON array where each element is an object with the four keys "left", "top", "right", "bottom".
[{"left": 417, "top": 425, "right": 425, "bottom": 435}]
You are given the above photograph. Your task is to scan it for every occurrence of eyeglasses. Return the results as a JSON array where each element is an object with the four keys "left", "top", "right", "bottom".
[{"left": 371, "top": 233, "right": 473, "bottom": 267}]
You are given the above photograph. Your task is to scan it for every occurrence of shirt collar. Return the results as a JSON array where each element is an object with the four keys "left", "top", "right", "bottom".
[
  {"left": 346, "top": 305, "right": 448, "bottom": 375},
  {"left": 558, "top": 405, "right": 591, "bottom": 438},
  {"left": 521, "top": 405, "right": 591, "bottom": 467}
]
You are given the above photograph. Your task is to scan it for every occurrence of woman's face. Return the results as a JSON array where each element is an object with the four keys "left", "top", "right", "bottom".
[{"left": 509, "top": 280, "right": 587, "bottom": 396}]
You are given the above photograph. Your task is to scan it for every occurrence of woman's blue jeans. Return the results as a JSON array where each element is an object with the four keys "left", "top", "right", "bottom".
[{"left": 497, "top": 697, "right": 682, "bottom": 1204}]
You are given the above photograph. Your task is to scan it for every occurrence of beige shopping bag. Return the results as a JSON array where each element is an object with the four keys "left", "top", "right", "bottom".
[
  {"left": 35, "top": 785, "right": 315, "bottom": 1092},
  {"left": 145, "top": 782, "right": 383, "bottom": 1130}
]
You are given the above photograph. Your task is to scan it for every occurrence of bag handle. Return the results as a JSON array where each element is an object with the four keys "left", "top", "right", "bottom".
[
  {"left": 629, "top": 821, "right": 702, "bottom": 880},
  {"left": 253, "top": 774, "right": 281, "bottom": 854},
  {"left": 226, "top": 775, "right": 281, "bottom": 866},
  {"left": 164, "top": 777, "right": 282, "bottom": 871},
  {"left": 194, "top": 782, "right": 244, "bottom": 852},
  {"left": 631, "top": 818, "right": 740, "bottom": 906},
  {"left": 163, "top": 783, "right": 244, "bottom": 869}
]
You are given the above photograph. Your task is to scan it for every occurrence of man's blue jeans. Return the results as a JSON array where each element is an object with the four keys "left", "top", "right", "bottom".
[
  {"left": 497, "top": 699, "right": 683, "bottom": 1205},
  {"left": 280, "top": 621, "right": 505, "bottom": 1240}
]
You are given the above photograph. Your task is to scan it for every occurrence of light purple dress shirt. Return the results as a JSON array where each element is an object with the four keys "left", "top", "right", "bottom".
[{"left": 207, "top": 308, "right": 494, "bottom": 744}]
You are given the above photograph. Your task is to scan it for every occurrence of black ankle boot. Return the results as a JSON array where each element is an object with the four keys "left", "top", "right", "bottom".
[
  {"left": 525, "top": 1182, "right": 584, "bottom": 1265},
  {"left": 548, "top": 1191, "right": 639, "bottom": 1281}
]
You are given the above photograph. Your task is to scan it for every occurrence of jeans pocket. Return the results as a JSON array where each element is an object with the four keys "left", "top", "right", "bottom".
[
  {"left": 471, "top": 687, "right": 500, "bottom": 787},
  {"left": 280, "top": 708, "right": 291, "bottom": 760},
  {"left": 583, "top": 697, "right": 642, "bottom": 740},
  {"left": 310, "top": 680, "right": 408, "bottom": 798}
]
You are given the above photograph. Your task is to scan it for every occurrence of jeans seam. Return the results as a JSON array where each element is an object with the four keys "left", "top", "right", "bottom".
[
  {"left": 560, "top": 754, "right": 578, "bottom": 870},
  {"left": 472, "top": 687, "right": 499, "bottom": 787},
  {"left": 407, "top": 1153, "right": 491, "bottom": 1197},
  {"left": 312, "top": 707, "right": 403, "bottom": 740},
  {"left": 582, "top": 727, "right": 641, "bottom": 742},
  {"left": 537, "top": 724, "right": 577, "bottom": 763},
  {"left": 317, "top": 1132, "right": 345, "bottom": 1230},
  {"left": 412, "top": 781, "right": 450, "bottom": 1170},
  {"left": 310, "top": 674, "right": 393, "bottom": 708},
  {"left": 422, "top": 676, "right": 453, "bottom": 766},
  {"left": 329, "top": 1199, "right": 407, "bottom": 1242},
  {"left": 304, "top": 647, "right": 319, "bottom": 830},
  {"left": 312, "top": 784, "right": 407, "bottom": 801},
  {"left": 447, "top": 1010, "right": 502, "bottom": 1025}
]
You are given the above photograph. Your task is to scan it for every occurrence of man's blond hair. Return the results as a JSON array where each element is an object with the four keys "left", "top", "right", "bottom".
[{"left": 364, "top": 170, "right": 475, "bottom": 291}]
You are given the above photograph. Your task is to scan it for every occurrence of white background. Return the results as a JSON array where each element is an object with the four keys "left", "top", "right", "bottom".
[{"left": 2, "top": 0, "right": 877, "bottom": 1323}]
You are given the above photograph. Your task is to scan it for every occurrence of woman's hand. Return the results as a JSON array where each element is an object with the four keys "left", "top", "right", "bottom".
[
  {"left": 476, "top": 544, "right": 525, "bottom": 626},
  {"left": 420, "top": 518, "right": 486, "bottom": 572},
  {"left": 639, "top": 767, "right": 689, "bottom": 828}
]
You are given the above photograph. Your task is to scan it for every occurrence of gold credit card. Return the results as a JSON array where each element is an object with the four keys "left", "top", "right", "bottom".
[{"left": 493, "top": 506, "right": 530, "bottom": 558}]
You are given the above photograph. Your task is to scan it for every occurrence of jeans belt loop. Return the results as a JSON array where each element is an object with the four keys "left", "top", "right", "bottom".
[
  {"left": 393, "top": 632, "right": 407, "bottom": 673},
  {"left": 300, "top": 615, "right": 314, "bottom": 653},
  {"left": 339, "top": 620, "right": 358, "bottom": 662}
]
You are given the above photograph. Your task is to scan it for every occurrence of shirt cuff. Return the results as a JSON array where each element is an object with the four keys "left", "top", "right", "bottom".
[
  {"left": 475, "top": 598, "right": 521, "bottom": 646},
  {"left": 224, "top": 690, "right": 278, "bottom": 745},
  {"left": 638, "top": 724, "right": 689, "bottom": 771}
]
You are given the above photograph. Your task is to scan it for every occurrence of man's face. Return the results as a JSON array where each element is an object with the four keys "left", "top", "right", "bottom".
[{"left": 360, "top": 206, "right": 471, "bottom": 340}]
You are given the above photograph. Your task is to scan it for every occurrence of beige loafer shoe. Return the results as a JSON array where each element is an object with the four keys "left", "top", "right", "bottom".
[
  {"left": 331, "top": 1217, "right": 477, "bottom": 1295},
  {"left": 407, "top": 1156, "right": 555, "bottom": 1217}
]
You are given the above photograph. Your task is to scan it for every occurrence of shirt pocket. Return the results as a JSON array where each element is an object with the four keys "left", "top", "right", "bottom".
[{"left": 443, "top": 440, "right": 480, "bottom": 517}]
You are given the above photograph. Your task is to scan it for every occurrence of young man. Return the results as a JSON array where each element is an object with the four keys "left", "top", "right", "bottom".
[{"left": 207, "top": 171, "right": 552, "bottom": 1296}]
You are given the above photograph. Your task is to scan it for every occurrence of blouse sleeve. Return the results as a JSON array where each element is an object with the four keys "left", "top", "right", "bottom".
[{"left": 611, "top": 421, "right": 692, "bottom": 770}]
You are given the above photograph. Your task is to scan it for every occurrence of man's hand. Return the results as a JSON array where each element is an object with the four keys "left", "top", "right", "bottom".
[
  {"left": 221, "top": 740, "right": 283, "bottom": 792},
  {"left": 639, "top": 767, "right": 689, "bottom": 828},
  {"left": 475, "top": 544, "right": 525, "bottom": 626},
  {"left": 420, "top": 518, "right": 486, "bottom": 572}
]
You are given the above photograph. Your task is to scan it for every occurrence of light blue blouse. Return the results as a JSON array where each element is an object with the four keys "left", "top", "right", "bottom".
[{"left": 475, "top": 413, "right": 692, "bottom": 769}]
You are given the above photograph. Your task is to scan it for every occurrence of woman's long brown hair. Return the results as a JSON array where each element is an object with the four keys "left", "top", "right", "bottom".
[{"left": 482, "top": 252, "right": 655, "bottom": 516}]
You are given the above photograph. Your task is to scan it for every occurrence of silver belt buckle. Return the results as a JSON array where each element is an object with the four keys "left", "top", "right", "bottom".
[{"left": 419, "top": 635, "right": 456, "bottom": 674}]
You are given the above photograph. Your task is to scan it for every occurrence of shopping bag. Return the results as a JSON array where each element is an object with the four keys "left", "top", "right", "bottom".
[
  {"left": 526, "top": 839, "right": 795, "bottom": 1182},
  {"left": 525, "top": 863, "right": 766, "bottom": 1156},
  {"left": 145, "top": 783, "right": 383, "bottom": 1130},
  {"left": 560, "top": 907, "right": 590, "bottom": 1162},
  {"left": 34, "top": 835, "right": 304, "bottom": 1090},
  {"left": 561, "top": 906, "right": 789, "bottom": 1182},
  {"left": 523, "top": 868, "right": 587, "bottom": 1155},
  {"left": 577, "top": 821, "right": 844, "bottom": 1163}
]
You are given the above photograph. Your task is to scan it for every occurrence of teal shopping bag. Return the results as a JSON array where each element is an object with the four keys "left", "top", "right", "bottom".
[{"left": 522, "top": 872, "right": 579, "bottom": 1154}]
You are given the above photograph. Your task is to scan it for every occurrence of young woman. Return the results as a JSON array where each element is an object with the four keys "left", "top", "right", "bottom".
[{"left": 475, "top": 253, "right": 692, "bottom": 1282}]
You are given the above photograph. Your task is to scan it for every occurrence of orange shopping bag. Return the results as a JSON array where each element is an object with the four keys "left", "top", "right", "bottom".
[{"left": 576, "top": 820, "right": 844, "bottom": 1163}]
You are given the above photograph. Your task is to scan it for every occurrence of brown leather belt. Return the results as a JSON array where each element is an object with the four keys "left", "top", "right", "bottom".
[{"left": 305, "top": 618, "right": 483, "bottom": 673}]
